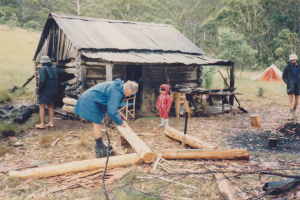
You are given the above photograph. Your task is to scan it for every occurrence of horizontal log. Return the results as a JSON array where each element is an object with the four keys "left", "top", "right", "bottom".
[
  {"left": 63, "top": 98, "right": 77, "bottom": 106},
  {"left": 57, "top": 68, "right": 77, "bottom": 74},
  {"left": 9, "top": 153, "right": 142, "bottom": 179},
  {"left": 62, "top": 105, "right": 74, "bottom": 113},
  {"left": 86, "top": 74, "right": 124, "bottom": 79},
  {"left": 164, "top": 126, "right": 217, "bottom": 149},
  {"left": 56, "top": 62, "right": 79, "bottom": 68},
  {"left": 60, "top": 78, "right": 78, "bottom": 86},
  {"left": 162, "top": 149, "right": 249, "bottom": 160},
  {"left": 85, "top": 61, "right": 106, "bottom": 66}
]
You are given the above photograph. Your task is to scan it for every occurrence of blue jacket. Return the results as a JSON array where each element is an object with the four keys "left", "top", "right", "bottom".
[
  {"left": 74, "top": 79, "right": 124, "bottom": 125},
  {"left": 282, "top": 61, "right": 300, "bottom": 94}
]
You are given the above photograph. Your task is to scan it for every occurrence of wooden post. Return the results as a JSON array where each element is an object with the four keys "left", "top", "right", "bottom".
[
  {"left": 229, "top": 62, "right": 235, "bottom": 105},
  {"left": 162, "top": 149, "right": 249, "bottom": 160},
  {"left": 215, "top": 173, "right": 238, "bottom": 200},
  {"left": 117, "top": 123, "right": 155, "bottom": 163},
  {"left": 81, "top": 64, "right": 86, "bottom": 93},
  {"left": 250, "top": 115, "right": 261, "bottom": 127},
  {"left": 141, "top": 65, "right": 147, "bottom": 112},
  {"left": 106, "top": 63, "right": 114, "bottom": 81},
  {"left": 164, "top": 126, "right": 218, "bottom": 149},
  {"left": 9, "top": 153, "right": 142, "bottom": 180}
]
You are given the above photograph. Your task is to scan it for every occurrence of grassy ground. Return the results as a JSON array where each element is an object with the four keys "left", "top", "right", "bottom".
[
  {"left": 0, "top": 24, "right": 299, "bottom": 199},
  {"left": 0, "top": 24, "right": 40, "bottom": 103}
]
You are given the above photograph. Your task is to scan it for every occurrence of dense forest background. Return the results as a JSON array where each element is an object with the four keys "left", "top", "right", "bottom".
[{"left": 1, "top": 0, "right": 300, "bottom": 71}]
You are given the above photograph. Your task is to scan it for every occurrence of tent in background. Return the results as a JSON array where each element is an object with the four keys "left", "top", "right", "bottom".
[{"left": 251, "top": 64, "right": 283, "bottom": 83}]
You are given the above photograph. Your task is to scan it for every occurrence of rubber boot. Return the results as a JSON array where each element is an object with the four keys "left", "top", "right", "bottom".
[
  {"left": 165, "top": 118, "right": 169, "bottom": 127},
  {"left": 288, "top": 113, "right": 295, "bottom": 121},
  {"left": 95, "top": 137, "right": 114, "bottom": 158},
  {"left": 158, "top": 118, "right": 165, "bottom": 127}
]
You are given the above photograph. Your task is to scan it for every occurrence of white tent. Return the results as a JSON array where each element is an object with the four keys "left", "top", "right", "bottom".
[{"left": 251, "top": 64, "right": 283, "bottom": 81}]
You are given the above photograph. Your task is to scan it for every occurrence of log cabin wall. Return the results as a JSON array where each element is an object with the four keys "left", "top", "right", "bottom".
[{"left": 141, "top": 65, "right": 203, "bottom": 112}]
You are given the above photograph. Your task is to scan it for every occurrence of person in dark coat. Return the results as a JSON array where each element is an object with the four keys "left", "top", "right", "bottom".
[
  {"left": 35, "top": 56, "right": 59, "bottom": 129},
  {"left": 282, "top": 54, "right": 300, "bottom": 120},
  {"left": 74, "top": 78, "right": 138, "bottom": 158}
]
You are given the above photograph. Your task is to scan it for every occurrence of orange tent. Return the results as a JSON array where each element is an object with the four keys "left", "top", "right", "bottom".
[{"left": 258, "top": 67, "right": 283, "bottom": 83}]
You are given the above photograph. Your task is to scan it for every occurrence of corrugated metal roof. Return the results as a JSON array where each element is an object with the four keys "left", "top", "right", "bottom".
[
  {"left": 50, "top": 13, "right": 204, "bottom": 55},
  {"left": 81, "top": 51, "right": 230, "bottom": 65}
]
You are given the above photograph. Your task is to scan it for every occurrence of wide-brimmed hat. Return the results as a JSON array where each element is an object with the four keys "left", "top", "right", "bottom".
[
  {"left": 289, "top": 54, "right": 298, "bottom": 61},
  {"left": 40, "top": 56, "right": 51, "bottom": 63}
]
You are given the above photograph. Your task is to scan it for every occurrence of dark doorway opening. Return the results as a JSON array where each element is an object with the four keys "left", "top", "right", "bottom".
[{"left": 126, "top": 65, "right": 143, "bottom": 110}]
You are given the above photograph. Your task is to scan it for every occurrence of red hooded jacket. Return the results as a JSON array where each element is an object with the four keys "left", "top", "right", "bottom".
[{"left": 157, "top": 84, "right": 172, "bottom": 119}]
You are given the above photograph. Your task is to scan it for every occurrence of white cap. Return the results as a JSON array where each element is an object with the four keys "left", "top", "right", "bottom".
[{"left": 289, "top": 54, "right": 298, "bottom": 61}]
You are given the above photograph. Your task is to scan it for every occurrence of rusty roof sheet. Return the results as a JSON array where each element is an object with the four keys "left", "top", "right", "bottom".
[
  {"left": 50, "top": 13, "right": 204, "bottom": 55},
  {"left": 81, "top": 51, "right": 230, "bottom": 65}
]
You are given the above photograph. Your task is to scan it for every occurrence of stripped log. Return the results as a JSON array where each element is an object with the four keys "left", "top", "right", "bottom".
[
  {"left": 63, "top": 98, "right": 77, "bottom": 106},
  {"left": 62, "top": 105, "right": 74, "bottom": 113},
  {"left": 162, "top": 149, "right": 249, "bottom": 160},
  {"left": 214, "top": 173, "right": 238, "bottom": 200},
  {"left": 164, "top": 126, "right": 218, "bottom": 149},
  {"left": 60, "top": 78, "right": 78, "bottom": 86},
  {"left": 57, "top": 68, "right": 77, "bottom": 74},
  {"left": 117, "top": 123, "right": 156, "bottom": 163},
  {"left": 9, "top": 153, "right": 142, "bottom": 179}
]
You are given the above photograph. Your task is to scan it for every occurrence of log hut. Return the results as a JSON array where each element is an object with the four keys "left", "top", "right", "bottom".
[{"left": 33, "top": 13, "right": 234, "bottom": 113}]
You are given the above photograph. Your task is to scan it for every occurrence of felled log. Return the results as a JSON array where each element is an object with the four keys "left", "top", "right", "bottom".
[
  {"left": 13, "top": 105, "right": 39, "bottom": 124},
  {"left": 60, "top": 78, "right": 78, "bottom": 86},
  {"left": 263, "top": 178, "right": 300, "bottom": 195},
  {"left": 161, "top": 149, "right": 249, "bottom": 160},
  {"left": 214, "top": 173, "right": 238, "bottom": 200},
  {"left": 63, "top": 98, "right": 77, "bottom": 106},
  {"left": 117, "top": 123, "right": 156, "bottom": 163},
  {"left": 250, "top": 115, "right": 261, "bottom": 127},
  {"left": 164, "top": 126, "right": 218, "bottom": 149},
  {"left": 62, "top": 105, "right": 74, "bottom": 113},
  {"left": 9, "top": 153, "right": 142, "bottom": 179},
  {"left": 57, "top": 68, "right": 77, "bottom": 74}
]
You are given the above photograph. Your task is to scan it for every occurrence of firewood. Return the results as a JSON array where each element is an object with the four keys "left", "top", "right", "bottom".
[
  {"left": 164, "top": 126, "right": 218, "bottom": 149},
  {"left": 62, "top": 98, "right": 77, "bottom": 106},
  {"left": 9, "top": 153, "right": 142, "bottom": 179},
  {"left": 117, "top": 123, "right": 156, "bottom": 163},
  {"left": 62, "top": 105, "right": 74, "bottom": 113},
  {"left": 162, "top": 149, "right": 249, "bottom": 160},
  {"left": 214, "top": 173, "right": 238, "bottom": 200},
  {"left": 250, "top": 115, "right": 261, "bottom": 127}
]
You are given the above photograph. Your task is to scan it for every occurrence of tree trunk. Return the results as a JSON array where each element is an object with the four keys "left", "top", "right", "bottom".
[
  {"left": 161, "top": 149, "right": 249, "bottom": 160},
  {"left": 9, "top": 153, "right": 142, "bottom": 179},
  {"left": 164, "top": 126, "right": 218, "bottom": 149}
]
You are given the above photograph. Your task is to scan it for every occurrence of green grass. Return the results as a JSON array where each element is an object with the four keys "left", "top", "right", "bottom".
[
  {"left": 0, "top": 88, "right": 12, "bottom": 103},
  {"left": 0, "top": 24, "right": 40, "bottom": 102},
  {"left": 0, "top": 122, "right": 17, "bottom": 138}
]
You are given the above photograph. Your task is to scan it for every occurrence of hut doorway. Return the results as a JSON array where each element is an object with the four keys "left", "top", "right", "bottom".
[{"left": 126, "top": 65, "right": 143, "bottom": 110}]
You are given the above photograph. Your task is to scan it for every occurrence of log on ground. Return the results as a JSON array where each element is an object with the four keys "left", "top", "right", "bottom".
[
  {"left": 162, "top": 149, "right": 249, "bottom": 160},
  {"left": 214, "top": 173, "right": 238, "bottom": 200},
  {"left": 9, "top": 153, "right": 142, "bottom": 179},
  {"left": 164, "top": 126, "right": 218, "bottom": 149},
  {"left": 117, "top": 123, "right": 155, "bottom": 163}
]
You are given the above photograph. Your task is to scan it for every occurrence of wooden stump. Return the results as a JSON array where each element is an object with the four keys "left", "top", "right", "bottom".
[
  {"left": 162, "top": 149, "right": 249, "bottom": 160},
  {"left": 250, "top": 115, "right": 261, "bottom": 127}
]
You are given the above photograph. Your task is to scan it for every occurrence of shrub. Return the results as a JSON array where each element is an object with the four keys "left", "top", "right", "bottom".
[
  {"left": 0, "top": 89, "right": 12, "bottom": 103},
  {"left": 25, "top": 21, "right": 40, "bottom": 30},
  {"left": 257, "top": 87, "right": 265, "bottom": 97},
  {"left": 0, "top": 122, "right": 17, "bottom": 138},
  {"left": 0, "top": 11, "right": 6, "bottom": 24},
  {"left": 6, "top": 13, "right": 18, "bottom": 29},
  {"left": 202, "top": 66, "right": 216, "bottom": 88}
]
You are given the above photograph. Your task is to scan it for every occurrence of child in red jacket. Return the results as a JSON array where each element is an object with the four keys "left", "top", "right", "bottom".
[{"left": 156, "top": 84, "right": 171, "bottom": 127}]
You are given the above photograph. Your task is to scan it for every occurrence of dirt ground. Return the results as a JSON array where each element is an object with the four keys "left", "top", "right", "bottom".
[{"left": 1, "top": 100, "right": 300, "bottom": 199}]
